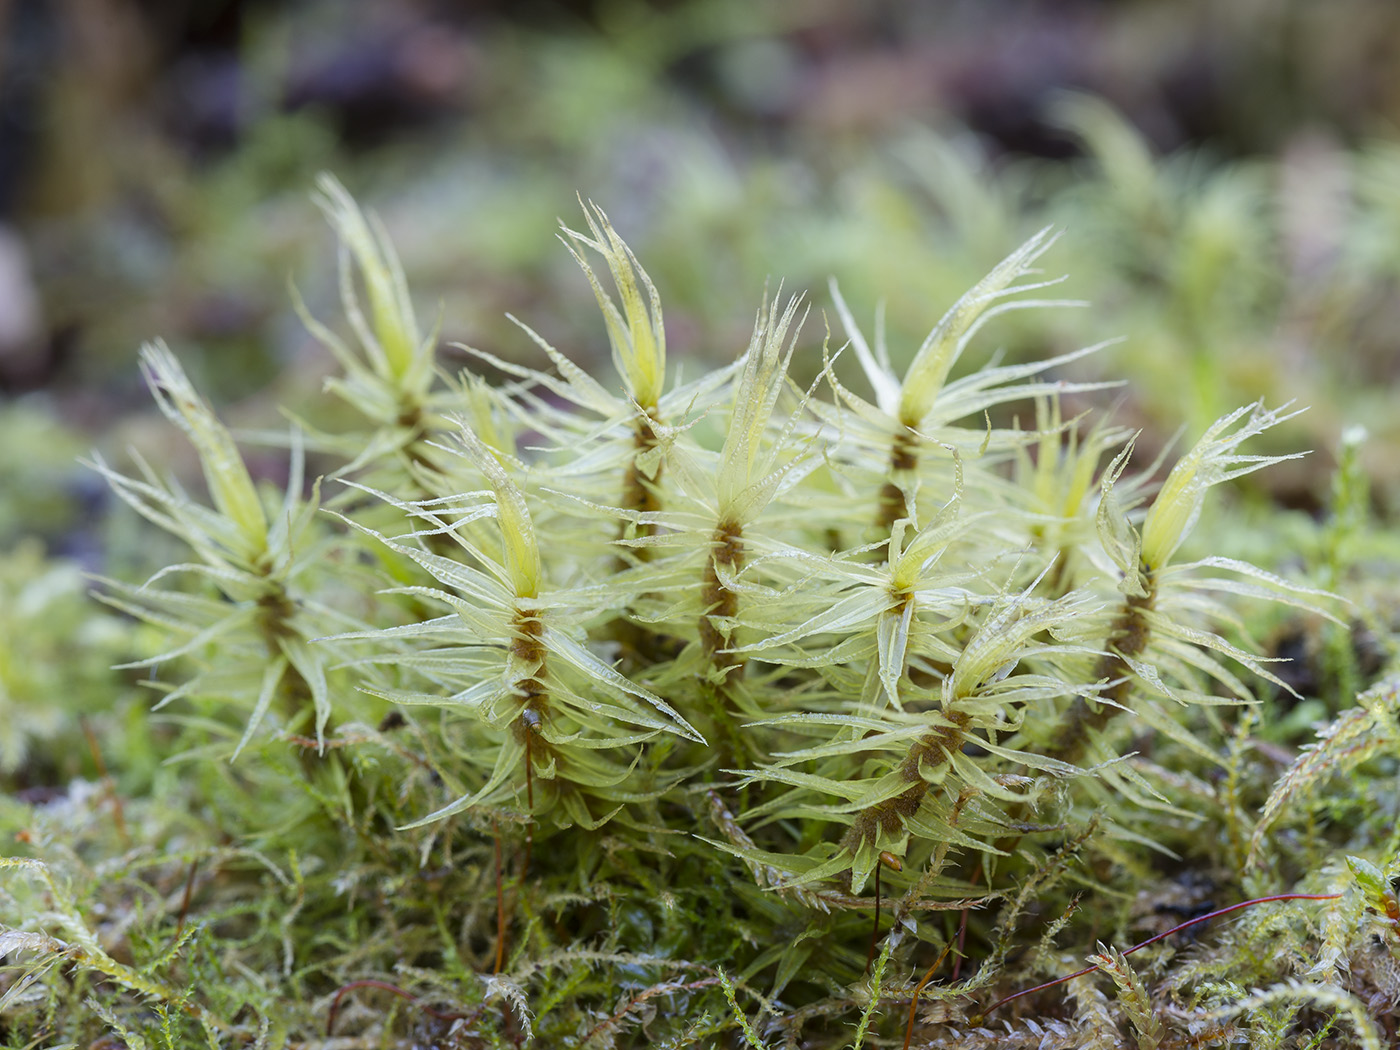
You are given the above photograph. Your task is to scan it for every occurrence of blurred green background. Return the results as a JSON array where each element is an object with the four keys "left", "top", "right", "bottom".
[
  {"left": 2, "top": 0, "right": 1399, "bottom": 565},
  {"left": 3, "top": 6, "right": 1399, "bottom": 1040}
]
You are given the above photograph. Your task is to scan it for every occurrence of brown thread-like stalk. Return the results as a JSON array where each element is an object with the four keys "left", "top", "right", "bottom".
[
  {"left": 172, "top": 858, "right": 199, "bottom": 945},
  {"left": 903, "top": 940, "right": 956, "bottom": 1050},
  {"left": 81, "top": 716, "right": 129, "bottom": 848},
  {"left": 493, "top": 819, "right": 507, "bottom": 974}
]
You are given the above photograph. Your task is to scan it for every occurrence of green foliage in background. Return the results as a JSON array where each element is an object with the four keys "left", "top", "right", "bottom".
[
  {"left": 2, "top": 170, "right": 1398, "bottom": 1049},
  {"left": 22, "top": 2, "right": 1400, "bottom": 490}
]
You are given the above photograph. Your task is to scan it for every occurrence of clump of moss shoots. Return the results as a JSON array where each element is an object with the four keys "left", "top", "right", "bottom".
[{"left": 2, "top": 174, "right": 1398, "bottom": 1049}]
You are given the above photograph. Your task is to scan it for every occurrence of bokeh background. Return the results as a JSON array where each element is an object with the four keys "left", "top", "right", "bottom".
[{"left": 3, "top": 0, "right": 1399, "bottom": 566}]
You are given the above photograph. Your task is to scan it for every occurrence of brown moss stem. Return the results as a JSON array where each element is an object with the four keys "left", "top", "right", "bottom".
[
  {"left": 617, "top": 411, "right": 663, "bottom": 565},
  {"left": 699, "top": 519, "right": 744, "bottom": 672},
  {"left": 1049, "top": 566, "right": 1157, "bottom": 762},
  {"left": 509, "top": 609, "right": 552, "bottom": 812},
  {"left": 841, "top": 711, "right": 971, "bottom": 856},
  {"left": 254, "top": 583, "right": 329, "bottom": 751},
  {"left": 877, "top": 427, "right": 920, "bottom": 531},
  {"left": 613, "top": 411, "right": 673, "bottom": 665},
  {"left": 698, "top": 517, "right": 752, "bottom": 765}
]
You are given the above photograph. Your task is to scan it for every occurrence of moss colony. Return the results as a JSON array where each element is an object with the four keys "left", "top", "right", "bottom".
[{"left": 2, "top": 176, "right": 1398, "bottom": 1049}]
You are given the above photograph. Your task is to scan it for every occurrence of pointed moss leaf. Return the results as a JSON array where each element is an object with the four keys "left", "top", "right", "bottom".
[
  {"left": 770, "top": 941, "right": 815, "bottom": 1000},
  {"left": 233, "top": 657, "right": 289, "bottom": 761},
  {"left": 402, "top": 735, "right": 526, "bottom": 828},
  {"left": 496, "top": 318, "right": 619, "bottom": 418},
  {"left": 716, "top": 293, "right": 807, "bottom": 519},
  {"left": 106, "top": 600, "right": 255, "bottom": 671},
  {"left": 766, "top": 726, "right": 926, "bottom": 765},
  {"left": 561, "top": 201, "right": 666, "bottom": 410},
  {"left": 729, "top": 766, "right": 868, "bottom": 802},
  {"left": 828, "top": 278, "right": 900, "bottom": 416},
  {"left": 735, "top": 589, "right": 893, "bottom": 654},
  {"left": 313, "top": 173, "right": 423, "bottom": 387},
  {"left": 899, "top": 226, "right": 1060, "bottom": 427},
  {"left": 1146, "top": 615, "right": 1294, "bottom": 697},
  {"left": 447, "top": 426, "right": 542, "bottom": 600},
  {"left": 1119, "top": 655, "right": 1228, "bottom": 708},
  {"left": 1141, "top": 401, "right": 1305, "bottom": 571},
  {"left": 140, "top": 343, "right": 268, "bottom": 556},
  {"left": 363, "top": 676, "right": 506, "bottom": 711},
  {"left": 277, "top": 634, "right": 331, "bottom": 747},
  {"left": 875, "top": 598, "right": 915, "bottom": 706},
  {"left": 744, "top": 711, "right": 915, "bottom": 734},
  {"left": 558, "top": 789, "right": 625, "bottom": 830},
  {"left": 973, "top": 738, "right": 1082, "bottom": 776},
  {"left": 541, "top": 626, "right": 704, "bottom": 742}
]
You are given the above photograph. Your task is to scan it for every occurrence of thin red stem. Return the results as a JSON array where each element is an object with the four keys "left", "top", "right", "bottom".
[
  {"left": 866, "top": 862, "right": 882, "bottom": 974},
  {"left": 173, "top": 858, "right": 200, "bottom": 942},
  {"left": 494, "top": 819, "right": 507, "bottom": 974},
  {"left": 903, "top": 940, "right": 955, "bottom": 1050},
  {"left": 980, "top": 892, "right": 1344, "bottom": 1018},
  {"left": 82, "top": 716, "right": 129, "bottom": 847},
  {"left": 952, "top": 904, "right": 970, "bottom": 981}
]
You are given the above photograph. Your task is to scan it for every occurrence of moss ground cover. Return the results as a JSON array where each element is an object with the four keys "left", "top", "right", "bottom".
[{"left": 2, "top": 164, "right": 1398, "bottom": 1048}]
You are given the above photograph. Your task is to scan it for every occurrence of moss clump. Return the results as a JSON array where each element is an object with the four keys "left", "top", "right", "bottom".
[{"left": 1, "top": 179, "right": 1397, "bottom": 1049}]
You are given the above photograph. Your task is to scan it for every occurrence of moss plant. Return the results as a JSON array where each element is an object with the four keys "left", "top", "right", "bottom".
[
  {"left": 2, "top": 177, "right": 1398, "bottom": 1049},
  {"left": 0, "top": 541, "right": 129, "bottom": 779}
]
